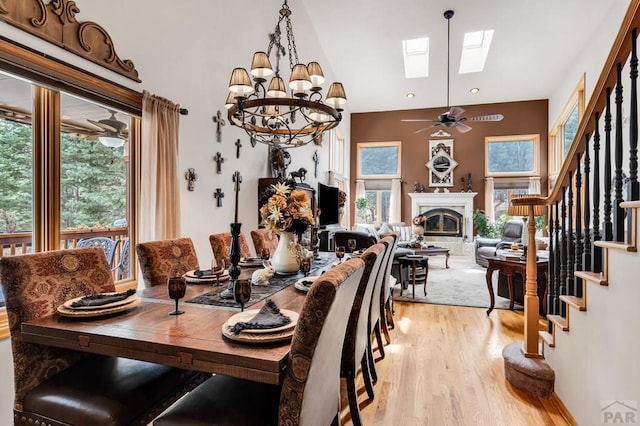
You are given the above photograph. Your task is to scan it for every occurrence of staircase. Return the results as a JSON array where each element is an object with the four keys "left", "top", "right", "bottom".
[{"left": 514, "top": 2, "right": 640, "bottom": 424}]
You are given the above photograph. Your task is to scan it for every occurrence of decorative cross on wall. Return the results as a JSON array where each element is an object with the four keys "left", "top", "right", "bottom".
[
  {"left": 312, "top": 150, "right": 319, "bottom": 178},
  {"left": 213, "top": 152, "right": 225, "bottom": 174},
  {"left": 185, "top": 168, "right": 197, "bottom": 191},
  {"left": 214, "top": 188, "right": 224, "bottom": 207},
  {"left": 235, "top": 138, "right": 242, "bottom": 159},
  {"left": 212, "top": 110, "right": 226, "bottom": 143}
]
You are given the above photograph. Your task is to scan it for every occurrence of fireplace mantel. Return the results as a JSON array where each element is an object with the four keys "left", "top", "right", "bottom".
[{"left": 409, "top": 192, "right": 477, "bottom": 239}]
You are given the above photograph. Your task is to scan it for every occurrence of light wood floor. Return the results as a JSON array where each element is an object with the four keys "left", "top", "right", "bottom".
[{"left": 340, "top": 302, "right": 574, "bottom": 426}]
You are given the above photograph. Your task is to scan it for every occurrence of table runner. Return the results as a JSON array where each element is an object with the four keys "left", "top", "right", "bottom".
[{"left": 186, "top": 253, "right": 336, "bottom": 309}]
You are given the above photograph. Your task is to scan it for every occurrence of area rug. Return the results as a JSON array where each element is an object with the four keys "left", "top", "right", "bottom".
[
  {"left": 186, "top": 254, "right": 336, "bottom": 309},
  {"left": 392, "top": 255, "right": 523, "bottom": 310}
]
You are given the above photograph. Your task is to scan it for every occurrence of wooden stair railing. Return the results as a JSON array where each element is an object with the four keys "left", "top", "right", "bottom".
[{"left": 510, "top": 0, "right": 640, "bottom": 354}]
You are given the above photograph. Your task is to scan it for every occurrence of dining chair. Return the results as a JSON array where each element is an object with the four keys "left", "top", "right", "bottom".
[
  {"left": 208, "top": 232, "right": 252, "bottom": 265},
  {"left": 0, "top": 247, "right": 207, "bottom": 426},
  {"left": 380, "top": 232, "right": 399, "bottom": 344},
  {"left": 136, "top": 237, "right": 200, "bottom": 287},
  {"left": 76, "top": 236, "right": 119, "bottom": 267},
  {"left": 153, "top": 257, "right": 366, "bottom": 426},
  {"left": 341, "top": 243, "right": 386, "bottom": 426},
  {"left": 114, "top": 238, "right": 130, "bottom": 281},
  {"left": 250, "top": 228, "right": 279, "bottom": 258}
]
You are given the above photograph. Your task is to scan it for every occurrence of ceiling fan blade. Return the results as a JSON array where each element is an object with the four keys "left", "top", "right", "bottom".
[
  {"left": 87, "top": 119, "right": 118, "bottom": 133},
  {"left": 413, "top": 124, "right": 438, "bottom": 134},
  {"left": 401, "top": 118, "right": 433, "bottom": 122},
  {"left": 448, "top": 106, "right": 466, "bottom": 118},
  {"left": 467, "top": 114, "right": 504, "bottom": 122},
  {"left": 454, "top": 123, "right": 473, "bottom": 133}
]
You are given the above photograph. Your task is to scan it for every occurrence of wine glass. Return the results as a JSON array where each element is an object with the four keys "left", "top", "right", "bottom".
[
  {"left": 335, "top": 246, "right": 346, "bottom": 263},
  {"left": 167, "top": 276, "right": 187, "bottom": 315},
  {"left": 347, "top": 239, "right": 357, "bottom": 253},
  {"left": 213, "top": 258, "right": 226, "bottom": 286},
  {"left": 299, "top": 256, "right": 312, "bottom": 277},
  {"left": 233, "top": 279, "right": 252, "bottom": 312}
]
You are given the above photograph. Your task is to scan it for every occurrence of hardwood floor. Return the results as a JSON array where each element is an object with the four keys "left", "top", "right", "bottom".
[{"left": 340, "top": 302, "right": 575, "bottom": 426}]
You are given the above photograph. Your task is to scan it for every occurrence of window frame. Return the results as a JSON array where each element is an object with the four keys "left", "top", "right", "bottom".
[
  {"left": 485, "top": 134, "right": 540, "bottom": 178},
  {"left": 356, "top": 141, "right": 402, "bottom": 179}
]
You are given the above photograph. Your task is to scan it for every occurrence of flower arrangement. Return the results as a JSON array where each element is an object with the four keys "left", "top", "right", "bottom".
[{"left": 259, "top": 182, "right": 315, "bottom": 235}]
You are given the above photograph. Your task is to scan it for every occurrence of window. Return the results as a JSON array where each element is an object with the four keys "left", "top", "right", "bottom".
[
  {"left": 485, "top": 134, "right": 540, "bottom": 177},
  {"left": 402, "top": 37, "right": 429, "bottom": 78},
  {"left": 357, "top": 141, "right": 401, "bottom": 179},
  {"left": 493, "top": 183, "right": 530, "bottom": 222},
  {"left": 459, "top": 29, "right": 494, "bottom": 74}
]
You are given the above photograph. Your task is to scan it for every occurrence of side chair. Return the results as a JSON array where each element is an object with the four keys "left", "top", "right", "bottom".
[
  {"left": 341, "top": 243, "right": 386, "bottom": 426},
  {"left": 136, "top": 237, "right": 200, "bottom": 287},
  {"left": 208, "top": 232, "right": 252, "bottom": 265},
  {"left": 0, "top": 247, "right": 206, "bottom": 426},
  {"left": 76, "top": 236, "right": 119, "bottom": 267},
  {"left": 368, "top": 235, "right": 395, "bottom": 371},
  {"left": 380, "top": 232, "right": 399, "bottom": 344},
  {"left": 250, "top": 228, "right": 279, "bottom": 258},
  {"left": 153, "top": 258, "right": 366, "bottom": 426}
]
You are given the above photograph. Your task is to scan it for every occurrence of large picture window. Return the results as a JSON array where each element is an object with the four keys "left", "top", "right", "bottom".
[
  {"left": 485, "top": 134, "right": 540, "bottom": 177},
  {"left": 357, "top": 141, "right": 401, "bottom": 179}
]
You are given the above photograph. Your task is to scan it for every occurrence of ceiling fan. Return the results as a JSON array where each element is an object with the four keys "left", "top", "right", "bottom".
[
  {"left": 402, "top": 9, "right": 504, "bottom": 134},
  {"left": 87, "top": 109, "right": 128, "bottom": 147}
]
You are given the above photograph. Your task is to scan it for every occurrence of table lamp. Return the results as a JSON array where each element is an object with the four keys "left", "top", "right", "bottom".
[{"left": 508, "top": 194, "right": 544, "bottom": 260}]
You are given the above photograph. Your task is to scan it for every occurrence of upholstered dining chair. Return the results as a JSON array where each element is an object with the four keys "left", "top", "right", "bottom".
[
  {"left": 0, "top": 247, "right": 206, "bottom": 426},
  {"left": 76, "top": 236, "right": 119, "bottom": 267},
  {"left": 250, "top": 228, "right": 279, "bottom": 258},
  {"left": 136, "top": 237, "right": 200, "bottom": 287},
  {"left": 380, "top": 232, "right": 399, "bottom": 345},
  {"left": 208, "top": 232, "right": 252, "bottom": 266},
  {"left": 368, "top": 235, "right": 395, "bottom": 371},
  {"left": 153, "top": 257, "right": 366, "bottom": 426},
  {"left": 341, "top": 243, "right": 386, "bottom": 426}
]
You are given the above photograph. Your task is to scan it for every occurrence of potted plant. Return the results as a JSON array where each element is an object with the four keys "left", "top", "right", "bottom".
[
  {"left": 473, "top": 209, "right": 497, "bottom": 238},
  {"left": 355, "top": 197, "right": 371, "bottom": 223}
]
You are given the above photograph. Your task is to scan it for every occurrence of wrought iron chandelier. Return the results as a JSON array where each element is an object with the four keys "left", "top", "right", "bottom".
[{"left": 225, "top": 0, "right": 346, "bottom": 149}]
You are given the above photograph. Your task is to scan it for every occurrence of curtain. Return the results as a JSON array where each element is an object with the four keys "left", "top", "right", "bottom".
[
  {"left": 389, "top": 178, "right": 402, "bottom": 223},
  {"left": 355, "top": 180, "right": 365, "bottom": 200},
  {"left": 484, "top": 177, "right": 495, "bottom": 223},
  {"left": 328, "top": 170, "right": 336, "bottom": 186},
  {"left": 528, "top": 176, "right": 541, "bottom": 195},
  {"left": 139, "top": 90, "right": 181, "bottom": 242}
]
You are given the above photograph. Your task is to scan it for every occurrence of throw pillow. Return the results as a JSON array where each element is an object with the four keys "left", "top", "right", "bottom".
[{"left": 378, "top": 223, "right": 394, "bottom": 237}]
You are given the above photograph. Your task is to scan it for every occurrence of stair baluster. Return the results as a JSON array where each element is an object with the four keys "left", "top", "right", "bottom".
[
  {"left": 560, "top": 188, "right": 568, "bottom": 318},
  {"left": 575, "top": 155, "right": 584, "bottom": 298},
  {"left": 583, "top": 135, "right": 592, "bottom": 273},
  {"left": 592, "top": 113, "right": 603, "bottom": 272},
  {"left": 567, "top": 171, "right": 575, "bottom": 297},
  {"left": 614, "top": 62, "right": 626, "bottom": 242},
  {"left": 628, "top": 28, "right": 639, "bottom": 245},
  {"left": 553, "top": 200, "right": 561, "bottom": 316},
  {"left": 547, "top": 203, "right": 556, "bottom": 333},
  {"left": 603, "top": 87, "right": 614, "bottom": 242}
]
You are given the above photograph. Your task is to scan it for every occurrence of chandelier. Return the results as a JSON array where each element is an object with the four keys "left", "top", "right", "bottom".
[{"left": 225, "top": 0, "right": 346, "bottom": 149}]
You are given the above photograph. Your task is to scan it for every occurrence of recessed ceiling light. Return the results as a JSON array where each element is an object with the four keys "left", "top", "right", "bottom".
[
  {"left": 470, "top": 87, "right": 480, "bottom": 93},
  {"left": 406, "top": 93, "right": 415, "bottom": 98}
]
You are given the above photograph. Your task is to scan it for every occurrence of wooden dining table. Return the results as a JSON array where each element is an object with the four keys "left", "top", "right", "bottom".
[{"left": 20, "top": 264, "right": 319, "bottom": 386}]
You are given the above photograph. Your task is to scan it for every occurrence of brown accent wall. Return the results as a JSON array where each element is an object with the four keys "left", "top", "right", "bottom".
[{"left": 350, "top": 99, "right": 548, "bottom": 225}]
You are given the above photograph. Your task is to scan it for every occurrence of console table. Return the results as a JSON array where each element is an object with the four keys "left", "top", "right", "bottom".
[{"left": 485, "top": 256, "right": 548, "bottom": 316}]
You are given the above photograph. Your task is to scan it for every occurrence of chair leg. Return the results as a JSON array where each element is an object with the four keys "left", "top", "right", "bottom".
[
  {"left": 346, "top": 379, "right": 363, "bottom": 426},
  {"left": 385, "top": 298, "right": 395, "bottom": 329},
  {"left": 381, "top": 312, "right": 392, "bottom": 345},
  {"left": 361, "top": 355, "right": 375, "bottom": 400},
  {"left": 366, "top": 341, "right": 378, "bottom": 383},
  {"left": 374, "top": 321, "right": 385, "bottom": 359}
]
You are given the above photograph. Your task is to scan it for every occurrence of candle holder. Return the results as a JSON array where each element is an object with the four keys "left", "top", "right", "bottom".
[{"left": 220, "top": 222, "right": 242, "bottom": 299}]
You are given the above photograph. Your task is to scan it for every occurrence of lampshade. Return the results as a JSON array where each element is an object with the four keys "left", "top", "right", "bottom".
[
  {"left": 229, "top": 68, "right": 254, "bottom": 96},
  {"left": 288, "top": 64, "right": 312, "bottom": 92},
  {"left": 508, "top": 194, "right": 544, "bottom": 217},
  {"left": 267, "top": 76, "right": 287, "bottom": 98},
  {"left": 250, "top": 52, "right": 274, "bottom": 79},
  {"left": 99, "top": 135, "right": 124, "bottom": 148},
  {"left": 307, "top": 61, "right": 325, "bottom": 88},
  {"left": 225, "top": 91, "right": 237, "bottom": 109},
  {"left": 326, "top": 82, "right": 347, "bottom": 109}
]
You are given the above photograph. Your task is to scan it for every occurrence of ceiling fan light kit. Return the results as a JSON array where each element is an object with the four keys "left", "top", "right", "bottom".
[
  {"left": 88, "top": 109, "right": 127, "bottom": 148},
  {"left": 401, "top": 9, "right": 504, "bottom": 134}
]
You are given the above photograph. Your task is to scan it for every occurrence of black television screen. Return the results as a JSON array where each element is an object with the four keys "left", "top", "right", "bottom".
[{"left": 317, "top": 183, "right": 339, "bottom": 226}]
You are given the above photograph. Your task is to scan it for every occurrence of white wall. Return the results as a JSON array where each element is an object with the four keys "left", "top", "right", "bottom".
[
  {"left": 545, "top": 208, "right": 640, "bottom": 426},
  {"left": 0, "top": 1, "right": 350, "bottom": 423}
]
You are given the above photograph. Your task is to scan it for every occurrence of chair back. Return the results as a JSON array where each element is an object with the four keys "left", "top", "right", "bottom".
[
  {"left": 0, "top": 248, "right": 115, "bottom": 410},
  {"left": 370, "top": 236, "right": 395, "bottom": 328},
  {"left": 341, "top": 243, "right": 386, "bottom": 378},
  {"left": 115, "top": 239, "right": 130, "bottom": 281},
  {"left": 76, "top": 237, "right": 119, "bottom": 266},
  {"left": 381, "top": 232, "right": 399, "bottom": 308},
  {"left": 136, "top": 237, "right": 199, "bottom": 287},
  {"left": 279, "top": 257, "right": 365, "bottom": 425},
  {"left": 502, "top": 220, "right": 524, "bottom": 242},
  {"left": 208, "top": 232, "right": 252, "bottom": 265},
  {"left": 250, "top": 228, "right": 279, "bottom": 258}
]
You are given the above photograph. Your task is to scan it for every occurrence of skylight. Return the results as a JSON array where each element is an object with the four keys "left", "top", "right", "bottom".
[
  {"left": 459, "top": 29, "right": 494, "bottom": 74},
  {"left": 402, "top": 37, "right": 429, "bottom": 78}
]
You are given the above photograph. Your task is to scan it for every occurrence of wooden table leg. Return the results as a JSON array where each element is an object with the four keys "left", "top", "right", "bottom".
[
  {"left": 412, "top": 262, "right": 416, "bottom": 299},
  {"left": 507, "top": 273, "right": 515, "bottom": 310},
  {"left": 486, "top": 265, "right": 497, "bottom": 315},
  {"left": 423, "top": 260, "right": 428, "bottom": 295},
  {"left": 445, "top": 252, "right": 450, "bottom": 268}
]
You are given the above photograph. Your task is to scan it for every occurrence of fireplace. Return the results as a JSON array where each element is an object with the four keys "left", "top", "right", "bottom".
[{"left": 417, "top": 208, "right": 463, "bottom": 237}]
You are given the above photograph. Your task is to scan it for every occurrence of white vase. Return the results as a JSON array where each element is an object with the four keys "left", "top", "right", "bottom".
[{"left": 271, "top": 231, "right": 299, "bottom": 275}]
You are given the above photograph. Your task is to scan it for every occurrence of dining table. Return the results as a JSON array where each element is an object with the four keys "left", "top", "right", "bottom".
[{"left": 20, "top": 253, "right": 337, "bottom": 386}]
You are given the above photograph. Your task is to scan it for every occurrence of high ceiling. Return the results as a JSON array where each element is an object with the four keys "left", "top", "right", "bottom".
[{"left": 299, "top": 0, "right": 625, "bottom": 113}]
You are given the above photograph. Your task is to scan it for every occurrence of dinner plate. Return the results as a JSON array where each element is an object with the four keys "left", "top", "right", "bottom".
[
  {"left": 63, "top": 293, "right": 138, "bottom": 311},
  {"left": 294, "top": 276, "right": 320, "bottom": 292},
  {"left": 221, "top": 325, "right": 295, "bottom": 344},
  {"left": 238, "top": 258, "right": 265, "bottom": 268},
  {"left": 184, "top": 270, "right": 229, "bottom": 283},
  {"left": 57, "top": 298, "right": 140, "bottom": 318},
  {"left": 224, "top": 309, "right": 299, "bottom": 334}
]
